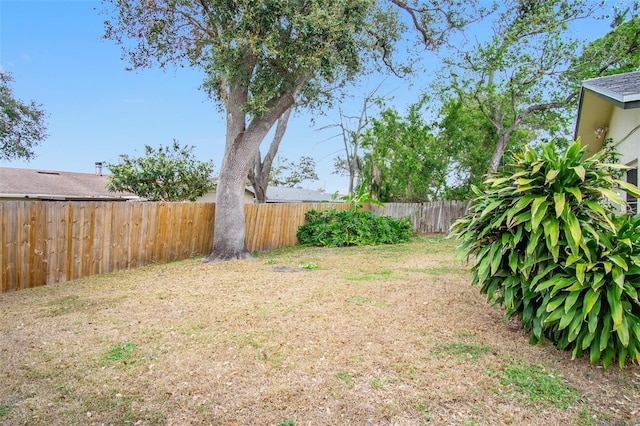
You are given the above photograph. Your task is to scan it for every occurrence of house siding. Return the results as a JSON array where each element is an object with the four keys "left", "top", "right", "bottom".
[{"left": 609, "top": 107, "right": 640, "bottom": 167}]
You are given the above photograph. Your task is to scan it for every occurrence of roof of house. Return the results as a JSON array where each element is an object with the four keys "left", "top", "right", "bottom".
[
  {"left": 581, "top": 71, "right": 640, "bottom": 109},
  {"left": 265, "top": 187, "right": 336, "bottom": 203},
  {"left": 0, "top": 167, "right": 139, "bottom": 201}
]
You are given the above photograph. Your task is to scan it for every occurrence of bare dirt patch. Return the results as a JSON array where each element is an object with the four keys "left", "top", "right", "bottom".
[{"left": 1, "top": 236, "right": 638, "bottom": 425}]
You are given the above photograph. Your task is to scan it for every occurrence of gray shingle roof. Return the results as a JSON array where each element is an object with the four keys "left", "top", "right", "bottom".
[
  {"left": 0, "top": 167, "right": 138, "bottom": 201},
  {"left": 582, "top": 71, "right": 640, "bottom": 108}
]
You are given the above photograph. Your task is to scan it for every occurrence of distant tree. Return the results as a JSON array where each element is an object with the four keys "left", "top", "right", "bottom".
[
  {"left": 0, "top": 71, "right": 47, "bottom": 161},
  {"left": 269, "top": 155, "right": 318, "bottom": 188},
  {"left": 433, "top": 94, "right": 534, "bottom": 200},
  {"left": 438, "top": 0, "right": 596, "bottom": 173},
  {"left": 107, "top": 140, "right": 215, "bottom": 201},
  {"left": 436, "top": 1, "right": 640, "bottom": 175},
  {"left": 327, "top": 84, "right": 389, "bottom": 194},
  {"left": 360, "top": 101, "right": 449, "bottom": 202},
  {"left": 566, "top": 14, "right": 640, "bottom": 84}
]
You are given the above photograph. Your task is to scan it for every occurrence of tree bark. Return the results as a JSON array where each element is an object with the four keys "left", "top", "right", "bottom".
[
  {"left": 205, "top": 84, "right": 300, "bottom": 262},
  {"left": 488, "top": 133, "right": 509, "bottom": 172},
  {"left": 248, "top": 107, "right": 292, "bottom": 203}
]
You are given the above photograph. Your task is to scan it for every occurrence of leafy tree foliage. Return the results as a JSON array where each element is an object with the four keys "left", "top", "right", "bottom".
[
  {"left": 424, "top": 1, "right": 640, "bottom": 192},
  {"left": 269, "top": 155, "right": 318, "bottom": 188},
  {"left": 452, "top": 141, "right": 640, "bottom": 368},
  {"left": 107, "top": 140, "right": 215, "bottom": 201},
  {"left": 439, "top": 0, "right": 594, "bottom": 173},
  {"left": 104, "top": 0, "right": 402, "bottom": 261},
  {"left": 434, "top": 94, "right": 536, "bottom": 200},
  {"left": 360, "top": 101, "right": 450, "bottom": 202},
  {"left": 0, "top": 71, "right": 47, "bottom": 161},
  {"left": 567, "top": 14, "right": 640, "bottom": 84}
]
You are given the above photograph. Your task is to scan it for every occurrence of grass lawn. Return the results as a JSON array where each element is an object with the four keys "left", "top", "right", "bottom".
[{"left": 0, "top": 236, "right": 638, "bottom": 425}]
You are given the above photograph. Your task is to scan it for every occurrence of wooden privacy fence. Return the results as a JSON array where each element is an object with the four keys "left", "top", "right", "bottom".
[
  {"left": 371, "top": 201, "right": 468, "bottom": 234},
  {"left": 0, "top": 201, "right": 351, "bottom": 292}
]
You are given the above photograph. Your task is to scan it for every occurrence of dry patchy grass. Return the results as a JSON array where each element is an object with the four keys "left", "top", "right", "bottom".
[{"left": 1, "top": 236, "right": 639, "bottom": 425}]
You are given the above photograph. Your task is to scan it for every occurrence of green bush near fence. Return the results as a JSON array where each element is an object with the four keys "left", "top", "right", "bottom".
[
  {"left": 297, "top": 207, "right": 413, "bottom": 247},
  {"left": 452, "top": 141, "right": 640, "bottom": 368}
]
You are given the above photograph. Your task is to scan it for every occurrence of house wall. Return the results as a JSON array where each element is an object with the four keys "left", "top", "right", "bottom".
[{"left": 609, "top": 107, "right": 640, "bottom": 167}]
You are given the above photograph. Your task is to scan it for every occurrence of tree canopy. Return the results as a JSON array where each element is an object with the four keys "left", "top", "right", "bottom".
[
  {"left": 104, "top": 0, "right": 399, "bottom": 260},
  {"left": 107, "top": 140, "right": 215, "bottom": 201},
  {"left": 0, "top": 71, "right": 48, "bottom": 161}
]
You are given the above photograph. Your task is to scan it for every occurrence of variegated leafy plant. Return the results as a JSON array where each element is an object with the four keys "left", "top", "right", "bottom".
[{"left": 451, "top": 141, "right": 640, "bottom": 368}]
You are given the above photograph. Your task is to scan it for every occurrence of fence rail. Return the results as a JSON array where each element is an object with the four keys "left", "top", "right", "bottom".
[
  {"left": 0, "top": 201, "right": 353, "bottom": 292},
  {"left": 1, "top": 200, "right": 466, "bottom": 292}
]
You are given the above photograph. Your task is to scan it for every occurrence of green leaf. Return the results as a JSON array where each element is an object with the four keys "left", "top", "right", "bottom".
[
  {"left": 544, "top": 307, "right": 565, "bottom": 325},
  {"left": 616, "top": 179, "right": 640, "bottom": 199},
  {"left": 623, "top": 282, "right": 638, "bottom": 301},
  {"left": 609, "top": 254, "right": 628, "bottom": 271},
  {"left": 562, "top": 212, "right": 581, "bottom": 256},
  {"left": 581, "top": 327, "right": 596, "bottom": 350},
  {"left": 553, "top": 192, "right": 566, "bottom": 218},
  {"left": 598, "top": 188, "right": 625, "bottom": 206},
  {"left": 566, "top": 141, "right": 584, "bottom": 160},
  {"left": 546, "top": 169, "right": 560, "bottom": 183},
  {"left": 565, "top": 187, "right": 582, "bottom": 203},
  {"left": 600, "top": 315, "right": 612, "bottom": 352},
  {"left": 583, "top": 201, "right": 616, "bottom": 232},
  {"left": 567, "top": 311, "right": 584, "bottom": 342},
  {"left": 582, "top": 289, "right": 600, "bottom": 318},
  {"left": 606, "top": 285, "right": 623, "bottom": 331},
  {"left": 590, "top": 332, "right": 601, "bottom": 363},
  {"left": 531, "top": 199, "right": 550, "bottom": 231},
  {"left": 490, "top": 243, "right": 502, "bottom": 276},
  {"left": 571, "top": 165, "right": 586, "bottom": 181},
  {"left": 508, "top": 250, "right": 519, "bottom": 273},
  {"left": 542, "top": 216, "right": 559, "bottom": 248},
  {"left": 558, "top": 307, "right": 577, "bottom": 330},
  {"left": 602, "top": 341, "right": 615, "bottom": 369},
  {"left": 480, "top": 199, "right": 504, "bottom": 219},
  {"left": 516, "top": 177, "right": 538, "bottom": 186},
  {"left": 546, "top": 293, "right": 568, "bottom": 312},
  {"left": 617, "top": 315, "right": 630, "bottom": 347},
  {"left": 564, "top": 290, "right": 580, "bottom": 314},
  {"left": 611, "top": 266, "right": 625, "bottom": 288},
  {"left": 535, "top": 276, "right": 572, "bottom": 293},
  {"left": 575, "top": 263, "right": 587, "bottom": 284}
]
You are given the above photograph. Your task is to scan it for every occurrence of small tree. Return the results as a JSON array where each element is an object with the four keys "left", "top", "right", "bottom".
[
  {"left": 0, "top": 71, "right": 48, "bottom": 161},
  {"left": 327, "top": 84, "right": 389, "bottom": 194},
  {"left": 107, "top": 140, "right": 215, "bottom": 201},
  {"left": 360, "top": 101, "right": 449, "bottom": 202}
]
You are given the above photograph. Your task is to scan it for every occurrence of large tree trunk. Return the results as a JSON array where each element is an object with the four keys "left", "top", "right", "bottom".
[
  {"left": 205, "top": 84, "right": 299, "bottom": 262},
  {"left": 207, "top": 140, "right": 255, "bottom": 261}
]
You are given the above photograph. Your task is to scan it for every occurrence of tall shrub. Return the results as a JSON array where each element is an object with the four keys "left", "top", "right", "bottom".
[
  {"left": 297, "top": 207, "right": 412, "bottom": 247},
  {"left": 451, "top": 141, "right": 640, "bottom": 368}
]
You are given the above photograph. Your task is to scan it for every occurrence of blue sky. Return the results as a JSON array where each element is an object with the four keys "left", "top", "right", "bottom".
[{"left": 0, "top": 0, "right": 617, "bottom": 194}]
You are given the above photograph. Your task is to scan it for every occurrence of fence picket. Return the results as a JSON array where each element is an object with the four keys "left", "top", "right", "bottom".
[{"left": 0, "top": 200, "right": 465, "bottom": 292}]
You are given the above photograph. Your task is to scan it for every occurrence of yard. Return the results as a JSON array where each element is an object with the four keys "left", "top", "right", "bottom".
[{"left": 0, "top": 236, "right": 638, "bottom": 425}]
